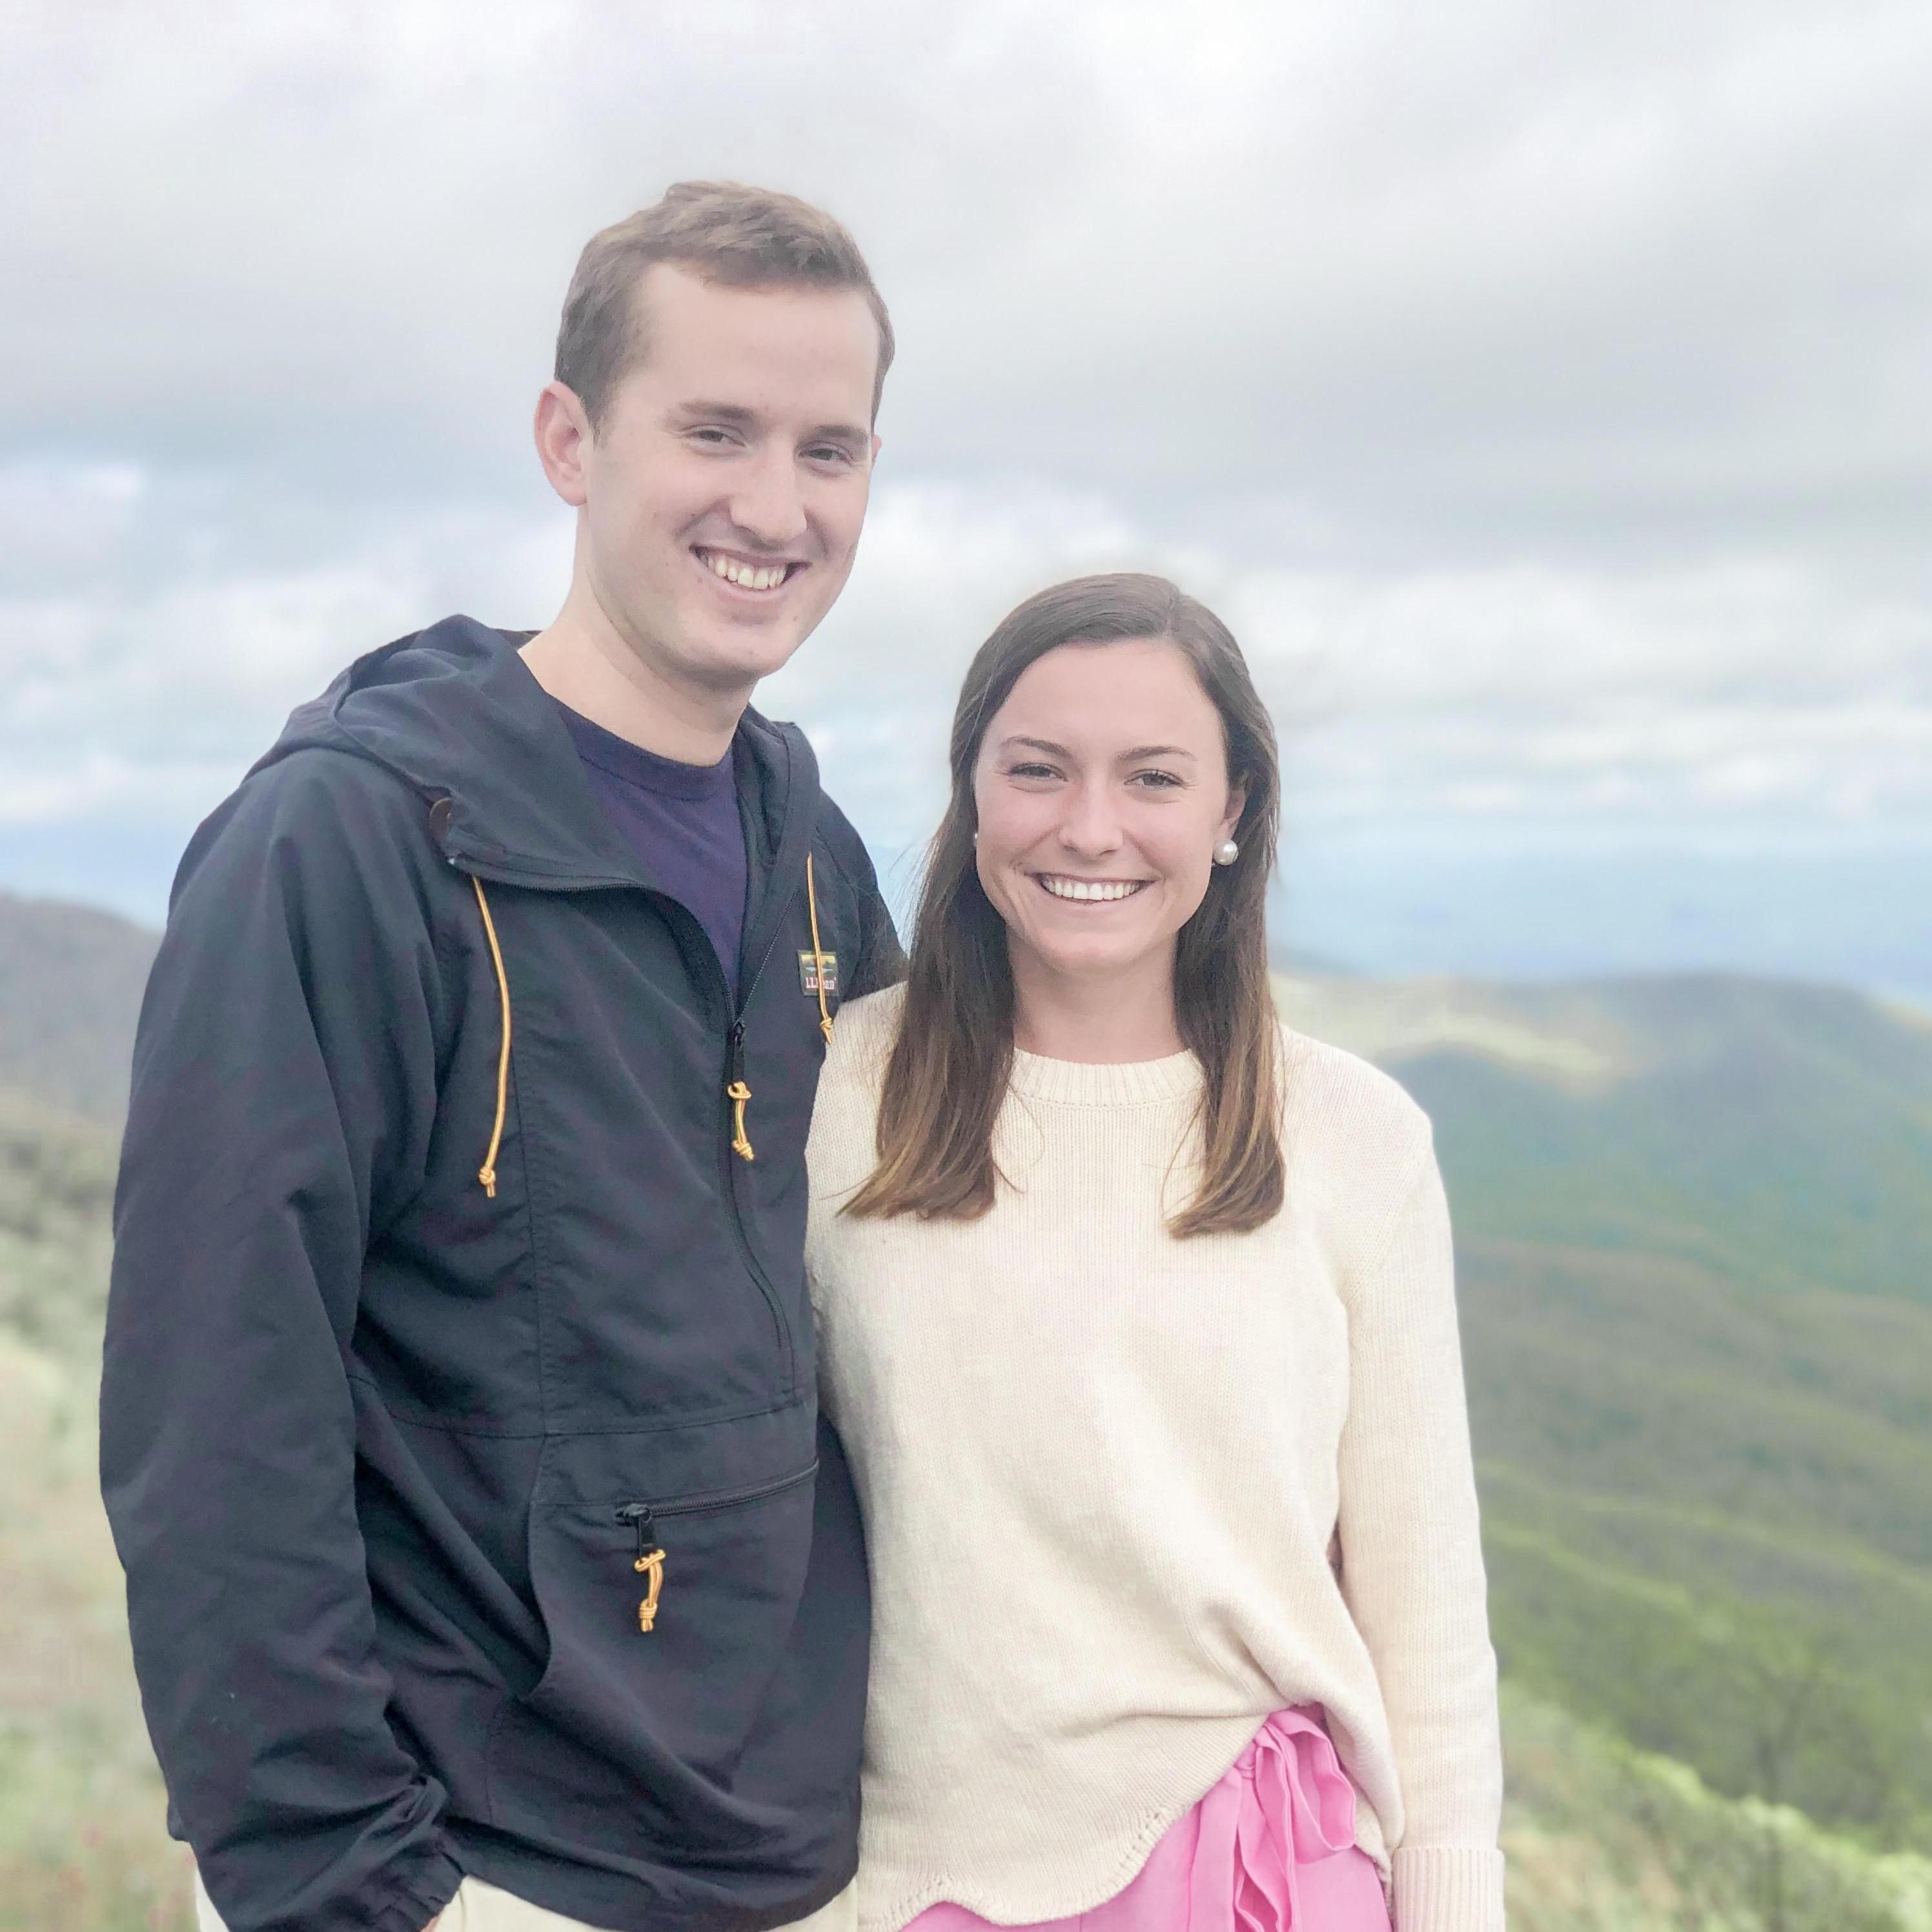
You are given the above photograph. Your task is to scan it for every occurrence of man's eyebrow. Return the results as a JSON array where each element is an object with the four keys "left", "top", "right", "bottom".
[
  {"left": 804, "top": 420, "right": 870, "bottom": 445},
  {"left": 671, "top": 400, "right": 760, "bottom": 425}
]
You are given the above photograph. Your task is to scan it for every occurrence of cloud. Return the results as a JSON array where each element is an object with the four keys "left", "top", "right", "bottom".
[
  {"left": 7, "top": 0, "right": 1929, "bottom": 560},
  {"left": 5, "top": 0, "right": 1931, "bottom": 944}
]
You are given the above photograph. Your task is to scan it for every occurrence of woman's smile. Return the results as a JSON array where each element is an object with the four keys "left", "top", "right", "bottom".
[{"left": 1032, "top": 873, "right": 1152, "bottom": 902}]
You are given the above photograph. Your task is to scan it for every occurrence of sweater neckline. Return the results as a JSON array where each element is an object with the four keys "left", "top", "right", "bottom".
[{"left": 1006, "top": 1043, "right": 1203, "bottom": 1107}]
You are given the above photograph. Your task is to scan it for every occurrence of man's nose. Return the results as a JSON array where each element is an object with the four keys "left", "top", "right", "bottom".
[{"left": 727, "top": 447, "right": 809, "bottom": 549}]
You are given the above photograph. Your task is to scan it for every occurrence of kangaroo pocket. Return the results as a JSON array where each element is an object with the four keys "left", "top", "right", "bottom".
[{"left": 489, "top": 1415, "right": 820, "bottom": 1861}]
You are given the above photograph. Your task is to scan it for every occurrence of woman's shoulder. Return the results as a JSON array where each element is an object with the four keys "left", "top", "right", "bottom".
[
  {"left": 822, "top": 982, "right": 905, "bottom": 1088},
  {"left": 807, "top": 984, "right": 902, "bottom": 1181},
  {"left": 1274, "top": 1020, "right": 1435, "bottom": 1184}
]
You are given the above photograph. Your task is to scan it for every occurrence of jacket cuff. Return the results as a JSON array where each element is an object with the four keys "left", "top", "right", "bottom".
[
  {"left": 1391, "top": 1846, "right": 1506, "bottom": 1932},
  {"left": 365, "top": 1849, "right": 465, "bottom": 1932}
]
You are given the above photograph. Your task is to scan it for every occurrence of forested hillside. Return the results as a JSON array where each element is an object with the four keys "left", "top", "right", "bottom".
[
  {"left": 1, "top": 901, "right": 1927, "bottom": 1929},
  {"left": 1280, "top": 973, "right": 1932, "bottom": 1861},
  {"left": 0, "top": 893, "right": 156, "bottom": 1125}
]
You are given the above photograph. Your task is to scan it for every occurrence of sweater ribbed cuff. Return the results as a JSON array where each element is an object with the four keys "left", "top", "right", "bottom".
[{"left": 1391, "top": 1846, "right": 1507, "bottom": 1932}]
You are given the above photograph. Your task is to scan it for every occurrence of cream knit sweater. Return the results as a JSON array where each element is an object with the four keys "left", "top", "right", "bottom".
[{"left": 805, "top": 986, "right": 1505, "bottom": 1932}]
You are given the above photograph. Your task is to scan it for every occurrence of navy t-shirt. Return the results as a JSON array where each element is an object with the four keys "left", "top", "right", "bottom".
[{"left": 556, "top": 702, "right": 748, "bottom": 1002}]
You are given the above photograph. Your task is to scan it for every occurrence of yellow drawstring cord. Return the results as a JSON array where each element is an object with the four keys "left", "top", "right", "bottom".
[
  {"left": 471, "top": 857, "right": 822, "bottom": 1188},
  {"left": 805, "top": 851, "right": 834, "bottom": 1044},
  {"left": 471, "top": 876, "right": 512, "bottom": 1199}
]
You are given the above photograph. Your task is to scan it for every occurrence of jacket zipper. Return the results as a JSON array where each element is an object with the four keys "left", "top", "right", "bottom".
[
  {"left": 613, "top": 1461, "right": 819, "bottom": 1636},
  {"left": 451, "top": 773, "right": 815, "bottom": 1394},
  {"left": 710, "top": 883, "right": 809, "bottom": 1387}
]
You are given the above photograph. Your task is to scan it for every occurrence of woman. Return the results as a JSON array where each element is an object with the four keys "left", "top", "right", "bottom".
[{"left": 804, "top": 575, "right": 1503, "bottom": 1932}]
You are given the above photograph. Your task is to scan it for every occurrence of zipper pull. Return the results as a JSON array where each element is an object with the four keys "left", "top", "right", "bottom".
[
  {"left": 616, "top": 1504, "right": 666, "bottom": 1634},
  {"left": 726, "top": 1021, "right": 754, "bottom": 1163}
]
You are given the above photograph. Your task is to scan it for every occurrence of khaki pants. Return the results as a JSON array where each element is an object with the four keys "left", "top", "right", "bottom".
[{"left": 195, "top": 1867, "right": 858, "bottom": 1932}]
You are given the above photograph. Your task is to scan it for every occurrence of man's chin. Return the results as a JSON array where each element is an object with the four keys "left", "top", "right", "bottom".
[{"left": 681, "top": 620, "right": 811, "bottom": 694}]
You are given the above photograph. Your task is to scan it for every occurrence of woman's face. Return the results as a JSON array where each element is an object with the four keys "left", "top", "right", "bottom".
[{"left": 971, "top": 636, "right": 1244, "bottom": 991}]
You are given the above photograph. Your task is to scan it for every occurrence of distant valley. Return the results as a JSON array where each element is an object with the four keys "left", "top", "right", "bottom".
[{"left": 0, "top": 893, "right": 1927, "bottom": 1928}]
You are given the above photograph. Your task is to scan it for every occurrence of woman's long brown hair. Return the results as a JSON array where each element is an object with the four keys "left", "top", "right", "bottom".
[{"left": 844, "top": 573, "right": 1285, "bottom": 1239}]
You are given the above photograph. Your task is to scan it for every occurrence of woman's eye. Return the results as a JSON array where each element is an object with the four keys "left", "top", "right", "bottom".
[
  {"left": 1008, "top": 763, "right": 1061, "bottom": 782},
  {"left": 1132, "top": 769, "right": 1184, "bottom": 789}
]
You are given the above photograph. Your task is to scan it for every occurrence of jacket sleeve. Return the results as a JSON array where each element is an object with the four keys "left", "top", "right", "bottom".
[
  {"left": 820, "top": 802, "right": 905, "bottom": 999},
  {"left": 100, "top": 753, "right": 465, "bottom": 1932},
  {"left": 1334, "top": 1131, "right": 1506, "bottom": 1932}
]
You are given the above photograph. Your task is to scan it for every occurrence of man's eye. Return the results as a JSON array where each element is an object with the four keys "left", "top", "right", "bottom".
[
  {"left": 689, "top": 428, "right": 737, "bottom": 446},
  {"left": 805, "top": 445, "right": 854, "bottom": 465}
]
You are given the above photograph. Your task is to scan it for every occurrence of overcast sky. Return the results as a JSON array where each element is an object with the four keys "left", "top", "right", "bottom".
[{"left": 4, "top": 0, "right": 1929, "bottom": 981}]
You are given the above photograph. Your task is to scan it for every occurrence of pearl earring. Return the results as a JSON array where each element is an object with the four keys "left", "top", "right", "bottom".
[{"left": 1213, "top": 839, "right": 1239, "bottom": 867}]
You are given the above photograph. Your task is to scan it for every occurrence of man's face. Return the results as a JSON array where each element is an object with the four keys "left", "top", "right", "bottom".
[{"left": 571, "top": 262, "right": 880, "bottom": 703}]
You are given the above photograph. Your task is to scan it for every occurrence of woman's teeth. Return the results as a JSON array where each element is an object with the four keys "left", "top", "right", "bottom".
[
  {"left": 700, "top": 550, "right": 791, "bottom": 591},
  {"left": 1037, "top": 876, "right": 1146, "bottom": 902}
]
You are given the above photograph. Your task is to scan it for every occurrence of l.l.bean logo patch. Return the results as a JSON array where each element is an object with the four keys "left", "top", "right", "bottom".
[{"left": 798, "top": 950, "right": 839, "bottom": 997}]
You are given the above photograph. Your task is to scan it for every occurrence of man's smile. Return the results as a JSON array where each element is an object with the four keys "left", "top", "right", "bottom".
[{"left": 693, "top": 545, "right": 807, "bottom": 595}]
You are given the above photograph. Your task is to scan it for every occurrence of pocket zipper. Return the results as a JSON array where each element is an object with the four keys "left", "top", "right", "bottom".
[{"left": 613, "top": 1461, "right": 819, "bottom": 1636}]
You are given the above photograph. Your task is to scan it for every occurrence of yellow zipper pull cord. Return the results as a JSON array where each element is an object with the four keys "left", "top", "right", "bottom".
[
  {"left": 635, "top": 1545, "right": 666, "bottom": 1632},
  {"left": 726, "top": 1020, "right": 754, "bottom": 1162},
  {"left": 806, "top": 851, "right": 834, "bottom": 1044},
  {"left": 471, "top": 875, "right": 512, "bottom": 1199},
  {"left": 618, "top": 1505, "right": 666, "bottom": 1632},
  {"left": 727, "top": 1080, "right": 755, "bottom": 1162}
]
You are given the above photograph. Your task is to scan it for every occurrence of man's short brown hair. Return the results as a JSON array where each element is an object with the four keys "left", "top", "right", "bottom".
[{"left": 555, "top": 181, "right": 894, "bottom": 432}]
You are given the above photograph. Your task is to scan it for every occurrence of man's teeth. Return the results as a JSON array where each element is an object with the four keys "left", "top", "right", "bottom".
[
  {"left": 1039, "top": 876, "right": 1145, "bottom": 902},
  {"left": 702, "top": 551, "right": 790, "bottom": 591}
]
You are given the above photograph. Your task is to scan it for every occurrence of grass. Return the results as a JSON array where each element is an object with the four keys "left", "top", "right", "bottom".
[
  {"left": 0, "top": 1337, "right": 193, "bottom": 1932},
  {"left": 1501, "top": 1683, "right": 1932, "bottom": 1932}
]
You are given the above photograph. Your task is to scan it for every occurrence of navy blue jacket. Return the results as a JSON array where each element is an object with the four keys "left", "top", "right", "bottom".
[{"left": 100, "top": 617, "right": 902, "bottom": 1932}]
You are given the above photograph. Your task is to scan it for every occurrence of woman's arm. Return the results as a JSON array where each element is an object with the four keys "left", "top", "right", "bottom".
[{"left": 1336, "top": 1134, "right": 1506, "bottom": 1932}]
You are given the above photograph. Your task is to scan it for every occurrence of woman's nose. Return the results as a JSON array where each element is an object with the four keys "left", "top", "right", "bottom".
[{"left": 1056, "top": 782, "right": 1124, "bottom": 857}]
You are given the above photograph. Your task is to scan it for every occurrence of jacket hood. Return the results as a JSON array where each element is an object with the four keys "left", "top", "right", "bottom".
[{"left": 253, "top": 614, "right": 816, "bottom": 888}]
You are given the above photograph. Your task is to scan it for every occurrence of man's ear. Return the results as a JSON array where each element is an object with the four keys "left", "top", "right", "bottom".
[{"left": 534, "top": 381, "right": 593, "bottom": 509}]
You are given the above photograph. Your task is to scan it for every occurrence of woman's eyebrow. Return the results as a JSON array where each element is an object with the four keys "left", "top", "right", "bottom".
[
  {"left": 999, "top": 735, "right": 1073, "bottom": 758},
  {"left": 1119, "top": 744, "right": 1197, "bottom": 762}
]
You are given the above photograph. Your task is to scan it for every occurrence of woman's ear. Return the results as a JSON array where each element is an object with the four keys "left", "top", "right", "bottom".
[{"left": 1220, "top": 779, "right": 1248, "bottom": 842}]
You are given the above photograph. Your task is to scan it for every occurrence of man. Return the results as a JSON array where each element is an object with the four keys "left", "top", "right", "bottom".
[{"left": 101, "top": 182, "right": 902, "bottom": 1932}]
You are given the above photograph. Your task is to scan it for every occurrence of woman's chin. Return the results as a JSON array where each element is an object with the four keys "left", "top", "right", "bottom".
[{"left": 1022, "top": 935, "right": 1168, "bottom": 984}]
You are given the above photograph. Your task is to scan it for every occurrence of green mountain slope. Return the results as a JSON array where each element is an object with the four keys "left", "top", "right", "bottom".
[
  {"left": 1283, "top": 973, "right": 1932, "bottom": 1305},
  {"left": 1278, "top": 971, "right": 1932, "bottom": 1850}
]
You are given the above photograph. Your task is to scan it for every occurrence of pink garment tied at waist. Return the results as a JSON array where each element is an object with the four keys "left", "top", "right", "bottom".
[{"left": 906, "top": 1705, "right": 1391, "bottom": 1932}]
